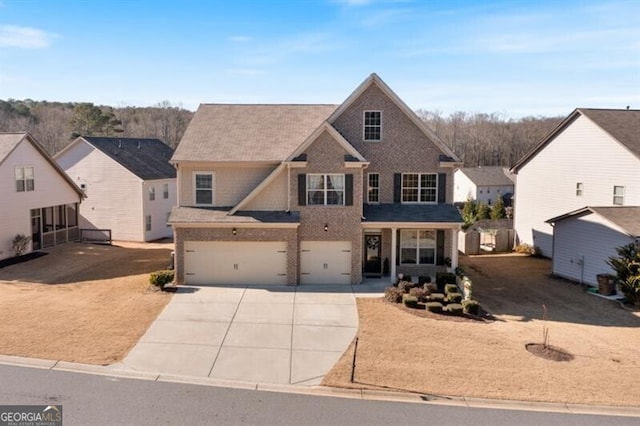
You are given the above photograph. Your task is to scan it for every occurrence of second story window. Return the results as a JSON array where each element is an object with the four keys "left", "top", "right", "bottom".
[
  {"left": 402, "top": 173, "right": 437, "bottom": 203},
  {"left": 194, "top": 172, "right": 214, "bottom": 205},
  {"left": 613, "top": 186, "right": 624, "bottom": 205},
  {"left": 363, "top": 111, "right": 381, "bottom": 141},
  {"left": 149, "top": 186, "right": 156, "bottom": 201},
  {"left": 163, "top": 183, "right": 169, "bottom": 199},
  {"left": 15, "top": 166, "right": 35, "bottom": 192},
  {"left": 576, "top": 182, "right": 583, "bottom": 196},
  {"left": 307, "top": 174, "right": 345, "bottom": 206},
  {"left": 367, "top": 173, "right": 379, "bottom": 203}
]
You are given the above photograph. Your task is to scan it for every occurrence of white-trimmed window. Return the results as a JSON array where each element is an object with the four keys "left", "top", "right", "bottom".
[
  {"left": 367, "top": 173, "right": 379, "bottom": 203},
  {"left": 576, "top": 182, "right": 583, "bottom": 196},
  {"left": 15, "top": 166, "right": 34, "bottom": 192},
  {"left": 149, "top": 186, "right": 156, "bottom": 201},
  {"left": 163, "top": 183, "right": 169, "bottom": 199},
  {"left": 194, "top": 172, "right": 214, "bottom": 205},
  {"left": 307, "top": 174, "right": 345, "bottom": 205},
  {"left": 363, "top": 111, "right": 381, "bottom": 141},
  {"left": 402, "top": 173, "right": 437, "bottom": 203},
  {"left": 613, "top": 186, "right": 624, "bottom": 205},
  {"left": 145, "top": 215, "right": 152, "bottom": 232},
  {"left": 400, "top": 230, "right": 436, "bottom": 265}
]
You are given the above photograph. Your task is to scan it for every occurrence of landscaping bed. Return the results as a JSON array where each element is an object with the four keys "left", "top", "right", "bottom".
[
  {"left": 323, "top": 254, "right": 640, "bottom": 407},
  {"left": 0, "top": 242, "right": 173, "bottom": 365}
]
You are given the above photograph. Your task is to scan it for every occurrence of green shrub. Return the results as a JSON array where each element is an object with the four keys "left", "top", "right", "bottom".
[
  {"left": 397, "top": 280, "right": 414, "bottom": 293},
  {"left": 607, "top": 242, "right": 640, "bottom": 306},
  {"left": 428, "top": 293, "right": 445, "bottom": 302},
  {"left": 409, "top": 287, "right": 428, "bottom": 302},
  {"left": 444, "top": 284, "right": 459, "bottom": 295},
  {"left": 447, "top": 292, "right": 463, "bottom": 303},
  {"left": 425, "top": 302, "right": 443, "bottom": 313},
  {"left": 454, "top": 266, "right": 465, "bottom": 277},
  {"left": 514, "top": 243, "right": 537, "bottom": 255},
  {"left": 384, "top": 286, "right": 404, "bottom": 303},
  {"left": 447, "top": 303, "right": 463, "bottom": 315},
  {"left": 462, "top": 299, "right": 480, "bottom": 315},
  {"left": 418, "top": 275, "right": 431, "bottom": 285},
  {"left": 403, "top": 294, "right": 419, "bottom": 308},
  {"left": 436, "top": 272, "right": 457, "bottom": 291},
  {"left": 149, "top": 270, "right": 174, "bottom": 287}
]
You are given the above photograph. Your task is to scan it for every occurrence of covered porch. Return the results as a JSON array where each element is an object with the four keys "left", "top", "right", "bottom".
[{"left": 362, "top": 204, "right": 463, "bottom": 284}]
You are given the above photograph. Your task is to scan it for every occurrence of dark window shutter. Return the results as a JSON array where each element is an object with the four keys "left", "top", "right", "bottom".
[
  {"left": 436, "top": 230, "right": 445, "bottom": 265},
  {"left": 438, "top": 173, "right": 447, "bottom": 203},
  {"left": 298, "top": 174, "right": 306, "bottom": 206},
  {"left": 393, "top": 173, "right": 402, "bottom": 203},
  {"left": 345, "top": 174, "right": 353, "bottom": 206}
]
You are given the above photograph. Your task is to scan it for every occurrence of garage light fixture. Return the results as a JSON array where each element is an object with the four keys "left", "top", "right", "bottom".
[
  {"left": 232, "top": 228, "right": 237, "bottom": 235},
  {"left": 324, "top": 223, "right": 328, "bottom": 232}
]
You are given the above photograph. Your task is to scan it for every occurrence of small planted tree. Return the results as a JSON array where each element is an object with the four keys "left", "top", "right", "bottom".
[
  {"left": 12, "top": 234, "right": 31, "bottom": 257},
  {"left": 490, "top": 195, "right": 506, "bottom": 219},
  {"left": 461, "top": 197, "right": 477, "bottom": 227},
  {"left": 476, "top": 203, "right": 490, "bottom": 220},
  {"left": 607, "top": 243, "right": 640, "bottom": 306}
]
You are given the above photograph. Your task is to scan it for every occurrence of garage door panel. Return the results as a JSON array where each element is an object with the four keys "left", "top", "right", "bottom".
[
  {"left": 184, "top": 241, "right": 287, "bottom": 285},
  {"left": 300, "top": 241, "right": 352, "bottom": 285}
]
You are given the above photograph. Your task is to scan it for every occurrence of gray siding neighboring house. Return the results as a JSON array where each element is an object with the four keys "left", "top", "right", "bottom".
[{"left": 546, "top": 207, "right": 640, "bottom": 286}]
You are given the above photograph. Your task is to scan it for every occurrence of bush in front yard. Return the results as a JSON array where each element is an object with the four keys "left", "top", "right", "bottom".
[
  {"left": 462, "top": 299, "right": 480, "bottom": 315},
  {"left": 150, "top": 270, "right": 174, "bottom": 287},
  {"left": 397, "top": 280, "right": 415, "bottom": 293},
  {"left": 444, "top": 284, "right": 459, "bottom": 295},
  {"left": 447, "top": 292, "right": 463, "bottom": 303},
  {"left": 403, "top": 294, "right": 419, "bottom": 308},
  {"left": 409, "top": 287, "right": 429, "bottom": 302},
  {"left": 446, "top": 303, "right": 463, "bottom": 315},
  {"left": 436, "top": 272, "right": 457, "bottom": 291},
  {"left": 418, "top": 275, "right": 431, "bottom": 285},
  {"left": 384, "top": 286, "right": 404, "bottom": 303},
  {"left": 424, "top": 283, "right": 437, "bottom": 293},
  {"left": 425, "top": 302, "right": 443, "bottom": 313},
  {"left": 428, "top": 293, "right": 445, "bottom": 302}
]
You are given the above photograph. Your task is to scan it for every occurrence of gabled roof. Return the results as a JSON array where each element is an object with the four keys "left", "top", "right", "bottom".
[
  {"left": 65, "top": 137, "right": 176, "bottom": 180},
  {"left": 546, "top": 206, "right": 640, "bottom": 237},
  {"left": 327, "top": 73, "right": 461, "bottom": 163},
  {"left": 456, "top": 166, "right": 515, "bottom": 186},
  {"left": 172, "top": 104, "right": 338, "bottom": 163},
  {"left": 512, "top": 108, "right": 640, "bottom": 172},
  {"left": 0, "top": 132, "right": 85, "bottom": 198}
]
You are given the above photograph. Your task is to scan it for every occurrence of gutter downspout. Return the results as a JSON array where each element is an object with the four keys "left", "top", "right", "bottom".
[{"left": 287, "top": 164, "right": 291, "bottom": 212}]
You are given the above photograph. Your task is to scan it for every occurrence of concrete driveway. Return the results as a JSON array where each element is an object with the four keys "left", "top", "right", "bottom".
[{"left": 120, "top": 284, "right": 368, "bottom": 386}]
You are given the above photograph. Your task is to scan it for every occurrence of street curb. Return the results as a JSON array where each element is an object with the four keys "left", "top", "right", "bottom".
[{"left": 1, "top": 356, "right": 639, "bottom": 418}]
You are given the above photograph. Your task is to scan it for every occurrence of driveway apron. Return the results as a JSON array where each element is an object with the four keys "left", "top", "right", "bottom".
[{"left": 121, "top": 284, "right": 359, "bottom": 386}]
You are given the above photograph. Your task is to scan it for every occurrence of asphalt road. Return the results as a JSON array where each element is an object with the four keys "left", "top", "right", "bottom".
[{"left": 0, "top": 364, "right": 636, "bottom": 426}]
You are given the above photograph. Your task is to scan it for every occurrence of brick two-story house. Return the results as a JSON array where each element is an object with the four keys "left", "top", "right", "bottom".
[{"left": 169, "top": 74, "right": 463, "bottom": 285}]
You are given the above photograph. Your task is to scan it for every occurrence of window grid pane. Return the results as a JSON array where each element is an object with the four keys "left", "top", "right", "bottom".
[
  {"left": 368, "top": 174, "right": 379, "bottom": 203},
  {"left": 364, "top": 111, "right": 381, "bottom": 141},
  {"left": 307, "top": 174, "right": 345, "bottom": 206}
]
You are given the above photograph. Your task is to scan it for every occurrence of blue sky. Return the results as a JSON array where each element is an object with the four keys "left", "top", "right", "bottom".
[{"left": 0, "top": 0, "right": 638, "bottom": 117}]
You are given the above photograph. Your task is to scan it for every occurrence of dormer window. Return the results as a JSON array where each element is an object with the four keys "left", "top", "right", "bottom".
[{"left": 363, "top": 111, "right": 381, "bottom": 141}]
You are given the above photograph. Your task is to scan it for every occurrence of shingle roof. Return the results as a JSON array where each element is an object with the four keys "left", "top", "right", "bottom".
[
  {"left": 82, "top": 137, "right": 175, "bottom": 180},
  {"left": 169, "top": 206, "right": 300, "bottom": 224},
  {"left": 579, "top": 109, "right": 640, "bottom": 158},
  {"left": 0, "top": 132, "right": 26, "bottom": 164},
  {"left": 546, "top": 206, "right": 640, "bottom": 237},
  {"left": 457, "top": 166, "right": 514, "bottom": 186},
  {"left": 172, "top": 104, "right": 338, "bottom": 163},
  {"left": 363, "top": 204, "right": 463, "bottom": 223}
]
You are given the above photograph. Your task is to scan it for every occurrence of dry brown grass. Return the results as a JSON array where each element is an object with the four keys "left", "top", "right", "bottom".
[
  {"left": 323, "top": 255, "right": 640, "bottom": 407},
  {"left": 0, "top": 242, "right": 172, "bottom": 365}
]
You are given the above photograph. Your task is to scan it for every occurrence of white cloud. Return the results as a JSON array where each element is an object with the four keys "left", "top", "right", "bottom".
[
  {"left": 0, "top": 25, "right": 55, "bottom": 49},
  {"left": 228, "top": 35, "right": 252, "bottom": 43}
]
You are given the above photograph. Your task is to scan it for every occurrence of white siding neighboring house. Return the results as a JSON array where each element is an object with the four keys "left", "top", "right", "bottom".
[
  {"left": 512, "top": 109, "right": 640, "bottom": 257},
  {"left": 55, "top": 137, "right": 176, "bottom": 242},
  {"left": 0, "top": 133, "right": 84, "bottom": 260},
  {"left": 546, "top": 207, "right": 640, "bottom": 286},
  {"left": 453, "top": 166, "right": 515, "bottom": 205}
]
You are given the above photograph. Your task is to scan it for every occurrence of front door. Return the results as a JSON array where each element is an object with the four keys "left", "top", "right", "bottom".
[{"left": 363, "top": 234, "right": 382, "bottom": 276}]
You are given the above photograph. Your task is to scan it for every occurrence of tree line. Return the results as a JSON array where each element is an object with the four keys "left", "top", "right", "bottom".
[{"left": 0, "top": 98, "right": 562, "bottom": 166}]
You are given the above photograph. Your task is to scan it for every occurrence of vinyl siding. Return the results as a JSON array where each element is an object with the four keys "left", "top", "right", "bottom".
[
  {"left": 178, "top": 162, "right": 276, "bottom": 207},
  {"left": 56, "top": 142, "right": 144, "bottom": 241},
  {"left": 551, "top": 213, "right": 634, "bottom": 286},
  {"left": 453, "top": 170, "right": 477, "bottom": 203},
  {"left": 0, "top": 139, "right": 81, "bottom": 259},
  {"left": 514, "top": 115, "right": 640, "bottom": 257},
  {"left": 142, "top": 178, "right": 177, "bottom": 241},
  {"left": 243, "top": 169, "right": 288, "bottom": 211}
]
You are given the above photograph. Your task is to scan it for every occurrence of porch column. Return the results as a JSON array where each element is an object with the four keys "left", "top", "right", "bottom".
[
  {"left": 390, "top": 227, "right": 397, "bottom": 283},
  {"left": 450, "top": 228, "right": 459, "bottom": 270}
]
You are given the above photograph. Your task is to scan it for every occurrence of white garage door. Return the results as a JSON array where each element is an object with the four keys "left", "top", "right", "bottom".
[
  {"left": 184, "top": 241, "right": 287, "bottom": 285},
  {"left": 300, "top": 241, "right": 352, "bottom": 284}
]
